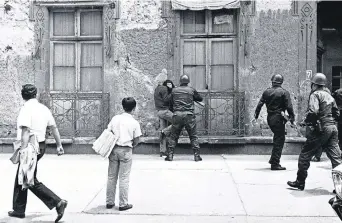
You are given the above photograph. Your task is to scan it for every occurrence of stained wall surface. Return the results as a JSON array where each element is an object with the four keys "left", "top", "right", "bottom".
[{"left": 0, "top": 0, "right": 306, "bottom": 138}]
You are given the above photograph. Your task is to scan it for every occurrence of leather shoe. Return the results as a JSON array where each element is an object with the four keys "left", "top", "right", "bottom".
[
  {"left": 106, "top": 204, "right": 115, "bottom": 209},
  {"left": 194, "top": 155, "right": 202, "bottom": 162},
  {"left": 119, "top": 204, "right": 133, "bottom": 211},
  {"left": 165, "top": 155, "right": 173, "bottom": 161},
  {"left": 287, "top": 180, "right": 305, "bottom": 190},
  {"left": 8, "top": 211, "right": 25, "bottom": 219},
  {"left": 55, "top": 200, "right": 68, "bottom": 223},
  {"left": 271, "top": 165, "right": 286, "bottom": 170}
]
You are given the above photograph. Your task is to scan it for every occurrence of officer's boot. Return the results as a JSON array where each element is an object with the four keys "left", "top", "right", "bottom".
[
  {"left": 164, "top": 148, "right": 173, "bottom": 161},
  {"left": 194, "top": 149, "right": 202, "bottom": 162},
  {"left": 287, "top": 180, "right": 305, "bottom": 190}
]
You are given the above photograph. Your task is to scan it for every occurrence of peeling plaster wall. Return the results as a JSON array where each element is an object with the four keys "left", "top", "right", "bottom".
[
  {"left": 0, "top": 0, "right": 35, "bottom": 137},
  {"left": 241, "top": 1, "right": 300, "bottom": 136},
  {"left": 105, "top": 0, "right": 168, "bottom": 136},
  {"left": 0, "top": 0, "right": 305, "bottom": 139},
  {"left": 256, "top": 0, "right": 292, "bottom": 12}
]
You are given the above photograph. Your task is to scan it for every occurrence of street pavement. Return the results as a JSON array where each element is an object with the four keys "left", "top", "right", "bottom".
[{"left": 0, "top": 153, "right": 340, "bottom": 223}]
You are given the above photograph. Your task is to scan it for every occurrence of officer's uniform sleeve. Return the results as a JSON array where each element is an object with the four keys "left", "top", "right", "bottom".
[
  {"left": 254, "top": 90, "right": 267, "bottom": 119},
  {"left": 284, "top": 90, "right": 295, "bottom": 123},
  {"left": 332, "top": 99, "right": 340, "bottom": 123},
  {"left": 193, "top": 89, "right": 203, "bottom": 102},
  {"left": 305, "top": 93, "right": 319, "bottom": 124}
]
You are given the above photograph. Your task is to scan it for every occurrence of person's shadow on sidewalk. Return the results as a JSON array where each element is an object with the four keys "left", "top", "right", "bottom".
[
  {"left": 244, "top": 167, "right": 294, "bottom": 172},
  {"left": 84, "top": 205, "right": 121, "bottom": 214},
  {"left": 287, "top": 187, "right": 334, "bottom": 197},
  {"left": 0, "top": 213, "right": 58, "bottom": 223}
]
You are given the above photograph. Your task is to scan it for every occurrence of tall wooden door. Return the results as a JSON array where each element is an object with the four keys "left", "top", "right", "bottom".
[{"left": 180, "top": 38, "right": 236, "bottom": 135}]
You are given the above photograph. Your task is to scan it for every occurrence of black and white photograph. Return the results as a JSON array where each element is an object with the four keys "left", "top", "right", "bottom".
[{"left": 1, "top": 0, "right": 342, "bottom": 222}]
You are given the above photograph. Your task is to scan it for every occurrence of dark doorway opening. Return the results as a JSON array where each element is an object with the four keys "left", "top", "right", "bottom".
[{"left": 317, "top": 1, "right": 342, "bottom": 92}]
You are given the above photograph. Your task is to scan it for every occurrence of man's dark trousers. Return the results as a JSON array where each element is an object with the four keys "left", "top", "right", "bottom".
[
  {"left": 13, "top": 142, "right": 61, "bottom": 213},
  {"left": 297, "top": 125, "right": 342, "bottom": 183},
  {"left": 168, "top": 112, "right": 200, "bottom": 152},
  {"left": 267, "top": 113, "right": 286, "bottom": 166}
]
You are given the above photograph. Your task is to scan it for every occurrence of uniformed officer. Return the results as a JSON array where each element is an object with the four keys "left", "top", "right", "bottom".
[
  {"left": 312, "top": 86, "right": 332, "bottom": 162},
  {"left": 288, "top": 73, "right": 342, "bottom": 190},
  {"left": 254, "top": 74, "right": 295, "bottom": 170},
  {"left": 165, "top": 74, "right": 203, "bottom": 162}
]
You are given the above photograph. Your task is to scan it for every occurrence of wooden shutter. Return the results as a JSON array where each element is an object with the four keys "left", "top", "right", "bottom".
[
  {"left": 210, "top": 39, "right": 234, "bottom": 91},
  {"left": 53, "top": 43, "right": 76, "bottom": 91},
  {"left": 53, "top": 12, "right": 75, "bottom": 36},
  {"left": 183, "top": 11, "right": 206, "bottom": 34},
  {"left": 211, "top": 9, "right": 235, "bottom": 34},
  {"left": 80, "top": 43, "right": 103, "bottom": 91},
  {"left": 80, "top": 11, "right": 103, "bottom": 36},
  {"left": 182, "top": 40, "right": 206, "bottom": 90}
]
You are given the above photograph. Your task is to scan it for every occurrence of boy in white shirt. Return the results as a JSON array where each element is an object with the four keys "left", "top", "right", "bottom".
[{"left": 106, "top": 97, "right": 142, "bottom": 211}]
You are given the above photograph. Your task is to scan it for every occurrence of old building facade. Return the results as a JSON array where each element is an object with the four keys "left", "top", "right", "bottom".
[{"left": 0, "top": 0, "right": 338, "bottom": 151}]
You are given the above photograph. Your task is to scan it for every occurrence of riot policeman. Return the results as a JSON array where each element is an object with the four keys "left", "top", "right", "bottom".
[
  {"left": 288, "top": 73, "right": 342, "bottom": 190},
  {"left": 254, "top": 74, "right": 295, "bottom": 170},
  {"left": 165, "top": 74, "right": 203, "bottom": 162}
]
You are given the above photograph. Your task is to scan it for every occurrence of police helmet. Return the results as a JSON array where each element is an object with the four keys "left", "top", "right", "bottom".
[
  {"left": 271, "top": 74, "right": 284, "bottom": 84},
  {"left": 180, "top": 74, "right": 190, "bottom": 84},
  {"left": 311, "top": 73, "right": 327, "bottom": 86}
]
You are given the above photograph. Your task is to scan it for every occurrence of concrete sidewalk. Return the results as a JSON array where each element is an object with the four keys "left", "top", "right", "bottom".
[{"left": 0, "top": 154, "right": 340, "bottom": 223}]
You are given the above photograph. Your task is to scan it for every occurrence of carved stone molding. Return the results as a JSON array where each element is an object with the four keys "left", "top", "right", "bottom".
[
  {"left": 291, "top": 0, "right": 299, "bottom": 16},
  {"left": 240, "top": 1, "right": 254, "bottom": 63},
  {"left": 33, "top": 6, "right": 45, "bottom": 59},
  {"left": 241, "top": 0, "right": 256, "bottom": 16},
  {"left": 104, "top": 2, "right": 117, "bottom": 59},
  {"left": 299, "top": 3, "right": 314, "bottom": 44}
]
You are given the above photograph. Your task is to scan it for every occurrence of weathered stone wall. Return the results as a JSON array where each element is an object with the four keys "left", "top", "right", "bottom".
[
  {"left": 0, "top": 0, "right": 306, "bottom": 139},
  {"left": 0, "top": 0, "right": 35, "bottom": 137},
  {"left": 241, "top": 0, "right": 300, "bottom": 136},
  {"left": 104, "top": 0, "right": 168, "bottom": 137}
]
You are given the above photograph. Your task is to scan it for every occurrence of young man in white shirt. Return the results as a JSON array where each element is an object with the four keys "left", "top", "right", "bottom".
[
  {"left": 8, "top": 84, "right": 67, "bottom": 223},
  {"left": 106, "top": 97, "right": 142, "bottom": 211}
]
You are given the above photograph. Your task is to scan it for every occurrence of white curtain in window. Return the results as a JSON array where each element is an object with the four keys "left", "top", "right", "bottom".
[{"left": 171, "top": 0, "right": 240, "bottom": 10}]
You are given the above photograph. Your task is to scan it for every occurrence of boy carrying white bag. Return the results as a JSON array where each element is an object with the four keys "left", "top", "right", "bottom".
[
  {"left": 92, "top": 128, "right": 118, "bottom": 158},
  {"left": 93, "top": 97, "right": 141, "bottom": 212}
]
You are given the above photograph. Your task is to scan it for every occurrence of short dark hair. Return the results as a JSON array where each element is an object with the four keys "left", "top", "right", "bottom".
[
  {"left": 21, "top": 84, "right": 37, "bottom": 100},
  {"left": 122, "top": 97, "right": 136, "bottom": 112}
]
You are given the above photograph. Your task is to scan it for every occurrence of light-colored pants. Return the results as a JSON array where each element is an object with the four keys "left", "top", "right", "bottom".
[{"left": 106, "top": 146, "right": 132, "bottom": 207}]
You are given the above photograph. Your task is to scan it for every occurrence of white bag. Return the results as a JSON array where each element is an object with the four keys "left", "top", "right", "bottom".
[{"left": 92, "top": 129, "right": 118, "bottom": 158}]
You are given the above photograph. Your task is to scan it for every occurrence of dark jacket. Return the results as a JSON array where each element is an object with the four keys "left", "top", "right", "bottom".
[
  {"left": 333, "top": 88, "right": 342, "bottom": 111},
  {"left": 171, "top": 85, "right": 203, "bottom": 114},
  {"left": 305, "top": 88, "right": 339, "bottom": 126},
  {"left": 154, "top": 85, "right": 171, "bottom": 110},
  {"left": 333, "top": 88, "right": 342, "bottom": 124},
  {"left": 255, "top": 86, "right": 295, "bottom": 122}
]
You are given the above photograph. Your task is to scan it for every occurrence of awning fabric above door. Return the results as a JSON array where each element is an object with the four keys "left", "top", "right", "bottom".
[{"left": 171, "top": 0, "right": 241, "bottom": 11}]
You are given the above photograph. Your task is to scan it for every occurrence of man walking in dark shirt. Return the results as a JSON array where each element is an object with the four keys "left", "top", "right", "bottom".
[{"left": 254, "top": 74, "right": 295, "bottom": 170}]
